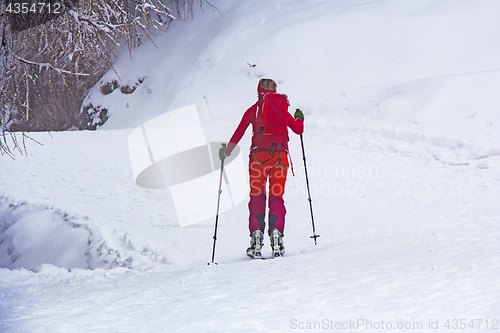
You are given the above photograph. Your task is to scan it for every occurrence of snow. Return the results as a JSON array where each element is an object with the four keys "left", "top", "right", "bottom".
[
  {"left": 2, "top": 0, "right": 500, "bottom": 332},
  {"left": 0, "top": 201, "right": 89, "bottom": 270}
]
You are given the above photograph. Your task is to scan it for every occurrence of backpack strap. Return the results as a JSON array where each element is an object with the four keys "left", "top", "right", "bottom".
[
  {"left": 281, "top": 143, "right": 295, "bottom": 176},
  {"left": 253, "top": 99, "right": 264, "bottom": 135}
]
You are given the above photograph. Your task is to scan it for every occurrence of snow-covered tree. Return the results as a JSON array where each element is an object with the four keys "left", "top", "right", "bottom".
[{"left": 0, "top": 0, "right": 202, "bottom": 156}]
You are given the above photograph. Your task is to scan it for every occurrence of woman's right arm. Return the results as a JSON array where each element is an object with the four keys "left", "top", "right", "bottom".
[{"left": 226, "top": 104, "right": 257, "bottom": 155}]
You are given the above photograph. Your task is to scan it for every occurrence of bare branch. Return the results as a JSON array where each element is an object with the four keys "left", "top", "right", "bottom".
[{"left": 13, "top": 55, "right": 94, "bottom": 76}]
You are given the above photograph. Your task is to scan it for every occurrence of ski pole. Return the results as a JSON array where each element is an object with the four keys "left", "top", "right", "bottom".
[
  {"left": 300, "top": 133, "right": 320, "bottom": 245},
  {"left": 209, "top": 143, "right": 227, "bottom": 265}
]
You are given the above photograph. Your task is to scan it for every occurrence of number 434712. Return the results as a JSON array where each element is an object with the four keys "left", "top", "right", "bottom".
[{"left": 5, "top": 2, "right": 62, "bottom": 14}]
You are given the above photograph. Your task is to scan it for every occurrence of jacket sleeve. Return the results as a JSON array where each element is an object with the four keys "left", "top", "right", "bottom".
[
  {"left": 226, "top": 104, "right": 256, "bottom": 155},
  {"left": 287, "top": 113, "right": 304, "bottom": 135}
]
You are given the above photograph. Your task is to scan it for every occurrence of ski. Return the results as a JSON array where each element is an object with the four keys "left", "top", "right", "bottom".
[{"left": 247, "top": 254, "right": 277, "bottom": 260}]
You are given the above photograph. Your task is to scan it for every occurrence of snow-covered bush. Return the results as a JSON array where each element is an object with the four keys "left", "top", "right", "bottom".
[{"left": 0, "top": 0, "right": 203, "bottom": 155}]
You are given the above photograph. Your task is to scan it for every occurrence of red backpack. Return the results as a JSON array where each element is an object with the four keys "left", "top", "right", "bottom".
[{"left": 255, "top": 92, "right": 290, "bottom": 136}]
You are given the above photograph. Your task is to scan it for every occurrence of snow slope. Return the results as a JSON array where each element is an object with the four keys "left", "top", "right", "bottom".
[{"left": 1, "top": 0, "right": 500, "bottom": 332}]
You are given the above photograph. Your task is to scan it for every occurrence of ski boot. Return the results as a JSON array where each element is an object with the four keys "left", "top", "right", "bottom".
[
  {"left": 270, "top": 228, "right": 285, "bottom": 257},
  {"left": 246, "top": 229, "right": 264, "bottom": 259}
]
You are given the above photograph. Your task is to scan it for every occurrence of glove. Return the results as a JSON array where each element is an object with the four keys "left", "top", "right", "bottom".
[
  {"left": 294, "top": 109, "right": 304, "bottom": 120},
  {"left": 219, "top": 146, "right": 231, "bottom": 161}
]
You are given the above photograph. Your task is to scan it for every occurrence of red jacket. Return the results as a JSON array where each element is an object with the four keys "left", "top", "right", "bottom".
[{"left": 226, "top": 87, "right": 304, "bottom": 155}]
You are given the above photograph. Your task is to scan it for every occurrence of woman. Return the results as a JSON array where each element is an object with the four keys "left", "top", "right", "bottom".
[{"left": 221, "top": 78, "right": 304, "bottom": 258}]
